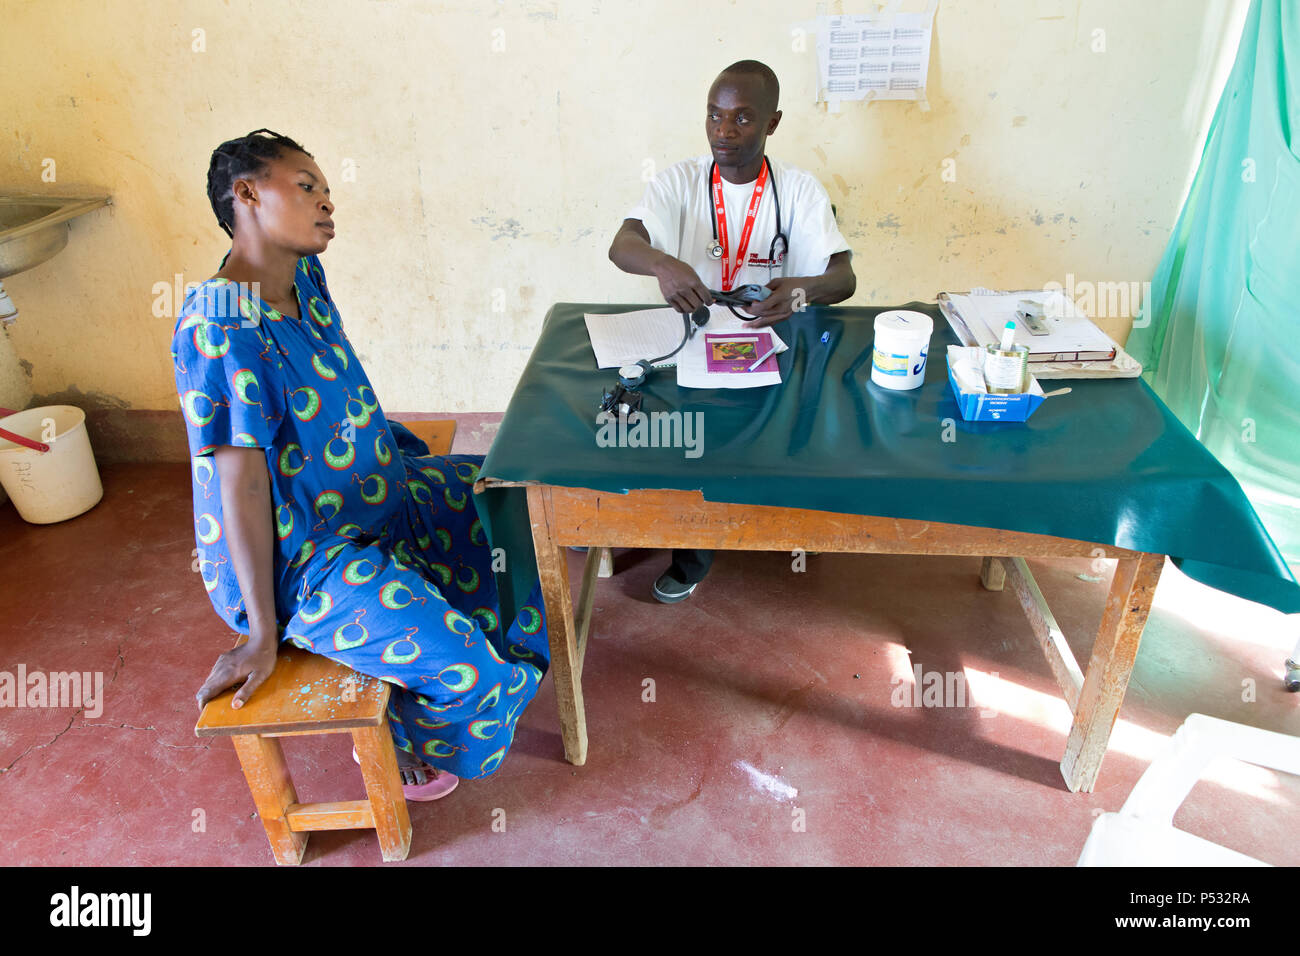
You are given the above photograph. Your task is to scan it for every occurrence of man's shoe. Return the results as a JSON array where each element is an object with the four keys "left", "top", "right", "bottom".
[{"left": 652, "top": 570, "right": 698, "bottom": 604}]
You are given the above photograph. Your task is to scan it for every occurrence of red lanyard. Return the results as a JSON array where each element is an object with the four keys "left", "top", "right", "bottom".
[{"left": 711, "top": 160, "right": 769, "bottom": 291}]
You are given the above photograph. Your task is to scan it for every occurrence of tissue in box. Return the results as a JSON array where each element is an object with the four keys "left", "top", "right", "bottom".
[{"left": 946, "top": 346, "right": 1045, "bottom": 422}]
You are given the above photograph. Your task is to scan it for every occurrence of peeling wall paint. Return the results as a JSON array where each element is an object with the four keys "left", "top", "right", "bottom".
[{"left": 0, "top": 328, "right": 33, "bottom": 412}]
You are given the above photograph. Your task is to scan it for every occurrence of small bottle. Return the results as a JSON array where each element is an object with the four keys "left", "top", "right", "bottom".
[{"left": 984, "top": 320, "right": 1028, "bottom": 393}]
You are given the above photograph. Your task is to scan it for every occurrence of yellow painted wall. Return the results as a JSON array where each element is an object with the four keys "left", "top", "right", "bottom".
[
  {"left": 0, "top": 326, "right": 31, "bottom": 411},
  {"left": 0, "top": 0, "right": 1247, "bottom": 417}
]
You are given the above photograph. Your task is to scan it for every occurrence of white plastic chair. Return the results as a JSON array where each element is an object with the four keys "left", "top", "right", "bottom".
[{"left": 1077, "top": 713, "right": 1300, "bottom": 866}]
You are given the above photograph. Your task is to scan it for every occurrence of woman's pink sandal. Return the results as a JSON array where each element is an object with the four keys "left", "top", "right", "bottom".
[{"left": 351, "top": 747, "right": 459, "bottom": 802}]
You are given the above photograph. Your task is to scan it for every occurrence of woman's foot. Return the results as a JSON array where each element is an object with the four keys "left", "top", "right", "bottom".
[{"left": 352, "top": 746, "right": 460, "bottom": 801}]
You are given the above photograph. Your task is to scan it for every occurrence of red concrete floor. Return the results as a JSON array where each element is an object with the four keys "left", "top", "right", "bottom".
[{"left": 1, "top": 461, "right": 1297, "bottom": 866}]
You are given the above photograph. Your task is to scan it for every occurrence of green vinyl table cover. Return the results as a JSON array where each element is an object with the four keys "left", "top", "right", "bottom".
[{"left": 476, "top": 302, "right": 1300, "bottom": 621}]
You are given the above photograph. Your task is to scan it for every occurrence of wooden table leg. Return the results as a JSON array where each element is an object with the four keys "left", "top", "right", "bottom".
[
  {"left": 231, "top": 734, "right": 308, "bottom": 865},
  {"left": 352, "top": 723, "right": 412, "bottom": 862},
  {"left": 527, "top": 485, "right": 588, "bottom": 766},
  {"left": 1060, "top": 553, "right": 1165, "bottom": 792},
  {"left": 979, "top": 556, "right": 1006, "bottom": 591},
  {"left": 597, "top": 547, "right": 615, "bottom": 578}
]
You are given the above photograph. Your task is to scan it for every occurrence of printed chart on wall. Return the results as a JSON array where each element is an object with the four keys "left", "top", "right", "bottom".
[{"left": 814, "top": 0, "right": 940, "bottom": 112}]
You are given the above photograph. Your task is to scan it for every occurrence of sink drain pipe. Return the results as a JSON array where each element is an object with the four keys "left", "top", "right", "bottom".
[{"left": 0, "top": 281, "right": 16, "bottom": 322}]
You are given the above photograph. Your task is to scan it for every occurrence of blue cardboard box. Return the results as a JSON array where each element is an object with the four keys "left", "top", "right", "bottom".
[{"left": 946, "top": 345, "right": 1046, "bottom": 422}]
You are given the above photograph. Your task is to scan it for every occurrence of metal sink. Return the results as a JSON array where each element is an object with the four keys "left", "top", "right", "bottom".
[{"left": 0, "top": 195, "right": 111, "bottom": 279}]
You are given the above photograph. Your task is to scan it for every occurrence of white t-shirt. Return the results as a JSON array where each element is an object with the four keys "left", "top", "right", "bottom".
[{"left": 626, "top": 155, "right": 851, "bottom": 290}]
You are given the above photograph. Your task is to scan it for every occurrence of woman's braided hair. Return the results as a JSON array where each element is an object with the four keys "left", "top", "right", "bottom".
[{"left": 206, "top": 129, "right": 313, "bottom": 237}]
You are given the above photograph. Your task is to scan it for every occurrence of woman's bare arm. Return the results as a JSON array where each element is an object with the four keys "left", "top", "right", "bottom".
[{"left": 195, "top": 445, "right": 281, "bottom": 710}]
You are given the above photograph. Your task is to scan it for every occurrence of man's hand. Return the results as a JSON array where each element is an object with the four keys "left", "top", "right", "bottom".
[
  {"left": 196, "top": 636, "right": 279, "bottom": 711},
  {"left": 609, "top": 219, "right": 714, "bottom": 315},
  {"left": 742, "top": 277, "right": 812, "bottom": 328},
  {"left": 652, "top": 257, "right": 713, "bottom": 315}
]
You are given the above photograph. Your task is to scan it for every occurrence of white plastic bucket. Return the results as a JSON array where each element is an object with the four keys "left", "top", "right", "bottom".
[
  {"left": 0, "top": 405, "right": 103, "bottom": 523},
  {"left": 870, "top": 310, "right": 933, "bottom": 390}
]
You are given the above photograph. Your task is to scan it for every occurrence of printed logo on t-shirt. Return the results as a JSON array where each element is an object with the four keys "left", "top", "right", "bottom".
[{"left": 746, "top": 250, "right": 787, "bottom": 269}]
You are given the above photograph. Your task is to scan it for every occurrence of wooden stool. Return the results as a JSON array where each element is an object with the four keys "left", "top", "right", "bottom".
[
  {"left": 196, "top": 644, "right": 413, "bottom": 864},
  {"left": 398, "top": 419, "right": 456, "bottom": 458},
  {"left": 194, "top": 419, "right": 458, "bottom": 864}
]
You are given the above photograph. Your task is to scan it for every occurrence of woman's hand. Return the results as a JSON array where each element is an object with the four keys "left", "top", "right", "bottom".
[
  {"left": 201, "top": 444, "right": 281, "bottom": 711},
  {"left": 196, "top": 636, "right": 280, "bottom": 710}
]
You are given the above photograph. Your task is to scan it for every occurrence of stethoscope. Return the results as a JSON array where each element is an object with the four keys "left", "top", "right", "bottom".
[
  {"left": 705, "top": 155, "right": 789, "bottom": 281},
  {"left": 603, "top": 157, "right": 790, "bottom": 405},
  {"left": 605, "top": 305, "right": 711, "bottom": 402}
]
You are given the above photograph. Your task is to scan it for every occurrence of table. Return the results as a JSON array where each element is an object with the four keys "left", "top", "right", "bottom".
[{"left": 475, "top": 302, "right": 1300, "bottom": 793}]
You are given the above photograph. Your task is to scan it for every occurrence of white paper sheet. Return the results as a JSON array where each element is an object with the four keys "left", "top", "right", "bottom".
[
  {"left": 676, "top": 324, "right": 783, "bottom": 389},
  {"left": 583, "top": 304, "right": 787, "bottom": 372},
  {"left": 584, "top": 307, "right": 685, "bottom": 369},
  {"left": 943, "top": 290, "right": 1119, "bottom": 361},
  {"left": 815, "top": 2, "right": 939, "bottom": 110}
]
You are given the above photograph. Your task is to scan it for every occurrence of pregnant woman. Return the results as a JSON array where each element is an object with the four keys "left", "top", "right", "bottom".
[{"left": 174, "top": 129, "right": 548, "bottom": 799}]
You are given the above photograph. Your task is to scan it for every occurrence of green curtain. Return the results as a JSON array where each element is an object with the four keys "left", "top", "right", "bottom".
[{"left": 1127, "top": 0, "right": 1300, "bottom": 571}]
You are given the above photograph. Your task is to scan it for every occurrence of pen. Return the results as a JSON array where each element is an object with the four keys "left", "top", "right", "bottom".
[
  {"left": 820, "top": 331, "right": 830, "bottom": 345},
  {"left": 748, "top": 341, "right": 780, "bottom": 372}
]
